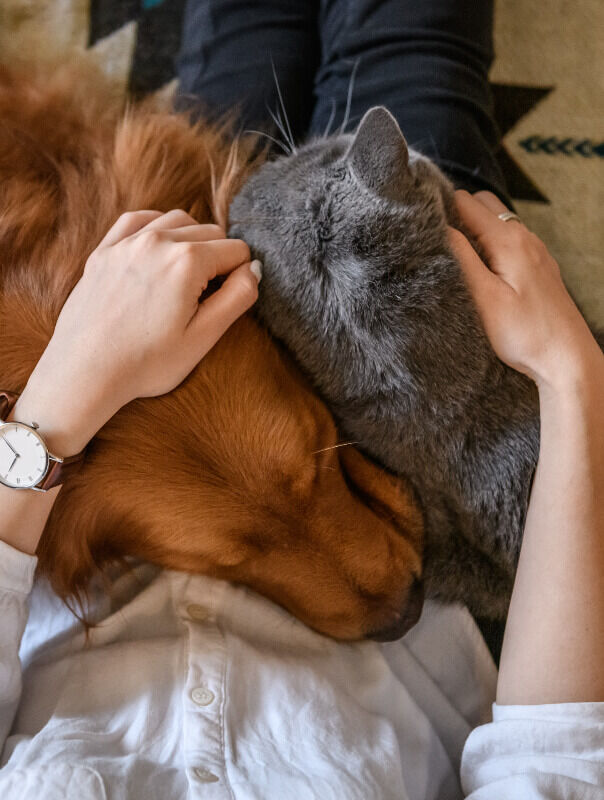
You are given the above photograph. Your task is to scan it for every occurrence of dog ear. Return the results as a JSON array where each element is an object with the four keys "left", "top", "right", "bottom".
[
  {"left": 345, "top": 106, "right": 410, "bottom": 200},
  {"left": 338, "top": 446, "right": 424, "bottom": 553}
]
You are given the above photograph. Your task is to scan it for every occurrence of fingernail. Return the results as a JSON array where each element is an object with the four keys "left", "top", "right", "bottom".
[{"left": 250, "top": 259, "right": 263, "bottom": 283}]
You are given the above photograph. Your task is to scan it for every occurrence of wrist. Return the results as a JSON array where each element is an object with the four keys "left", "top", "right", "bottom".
[
  {"left": 8, "top": 396, "right": 92, "bottom": 456},
  {"left": 534, "top": 336, "right": 604, "bottom": 399},
  {"left": 537, "top": 350, "right": 604, "bottom": 418},
  {"left": 7, "top": 378, "right": 115, "bottom": 456}
]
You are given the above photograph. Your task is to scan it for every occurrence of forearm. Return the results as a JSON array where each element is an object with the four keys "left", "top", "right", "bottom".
[
  {"left": 0, "top": 482, "right": 61, "bottom": 556},
  {"left": 497, "top": 346, "right": 604, "bottom": 704},
  {"left": 0, "top": 377, "right": 103, "bottom": 556}
]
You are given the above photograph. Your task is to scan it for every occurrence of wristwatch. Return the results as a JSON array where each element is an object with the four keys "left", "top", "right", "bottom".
[{"left": 0, "top": 390, "right": 87, "bottom": 492}]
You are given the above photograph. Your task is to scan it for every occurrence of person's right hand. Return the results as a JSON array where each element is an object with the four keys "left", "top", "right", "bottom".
[
  {"left": 448, "top": 190, "right": 601, "bottom": 391},
  {"left": 14, "top": 209, "right": 261, "bottom": 456}
]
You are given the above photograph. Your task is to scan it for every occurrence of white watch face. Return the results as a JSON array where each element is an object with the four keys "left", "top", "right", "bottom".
[{"left": 0, "top": 423, "right": 49, "bottom": 489}]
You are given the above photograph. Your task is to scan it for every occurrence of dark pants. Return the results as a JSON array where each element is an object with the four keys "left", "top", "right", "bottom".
[{"left": 175, "top": 0, "right": 509, "bottom": 203}]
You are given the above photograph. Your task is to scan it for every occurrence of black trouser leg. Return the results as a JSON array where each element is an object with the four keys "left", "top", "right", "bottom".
[
  {"left": 175, "top": 0, "right": 320, "bottom": 143},
  {"left": 310, "top": 0, "right": 508, "bottom": 201},
  {"left": 175, "top": 0, "right": 508, "bottom": 202}
]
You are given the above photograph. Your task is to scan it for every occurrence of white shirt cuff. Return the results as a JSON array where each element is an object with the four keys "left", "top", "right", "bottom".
[{"left": 0, "top": 538, "right": 38, "bottom": 594}]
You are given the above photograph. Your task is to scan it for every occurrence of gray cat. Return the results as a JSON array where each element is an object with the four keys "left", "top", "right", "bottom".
[{"left": 229, "top": 107, "right": 597, "bottom": 619}]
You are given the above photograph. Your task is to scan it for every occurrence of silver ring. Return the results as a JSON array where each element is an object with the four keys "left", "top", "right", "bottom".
[{"left": 498, "top": 211, "right": 522, "bottom": 224}]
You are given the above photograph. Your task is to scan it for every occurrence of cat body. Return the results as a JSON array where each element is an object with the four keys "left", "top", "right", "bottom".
[{"left": 231, "top": 108, "right": 545, "bottom": 618}]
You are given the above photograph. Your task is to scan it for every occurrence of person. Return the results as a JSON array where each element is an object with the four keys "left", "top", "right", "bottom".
[{"left": 1, "top": 3, "right": 603, "bottom": 799}]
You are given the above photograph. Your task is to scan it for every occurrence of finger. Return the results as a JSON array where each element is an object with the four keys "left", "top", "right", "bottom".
[
  {"left": 447, "top": 227, "right": 502, "bottom": 308},
  {"left": 98, "top": 210, "right": 163, "bottom": 247},
  {"left": 456, "top": 190, "right": 508, "bottom": 238},
  {"left": 182, "top": 238, "right": 252, "bottom": 285},
  {"left": 140, "top": 208, "right": 201, "bottom": 232},
  {"left": 186, "top": 260, "right": 261, "bottom": 357},
  {"left": 157, "top": 224, "right": 226, "bottom": 243},
  {"left": 472, "top": 190, "right": 513, "bottom": 218},
  {"left": 455, "top": 190, "right": 527, "bottom": 272}
]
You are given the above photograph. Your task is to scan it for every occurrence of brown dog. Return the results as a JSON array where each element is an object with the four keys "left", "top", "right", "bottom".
[{"left": 0, "top": 63, "right": 424, "bottom": 641}]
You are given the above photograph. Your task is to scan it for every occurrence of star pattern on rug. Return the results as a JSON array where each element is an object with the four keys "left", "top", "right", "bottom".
[
  {"left": 490, "top": 83, "right": 554, "bottom": 203},
  {"left": 519, "top": 135, "right": 604, "bottom": 158},
  {"left": 88, "top": 0, "right": 185, "bottom": 96}
]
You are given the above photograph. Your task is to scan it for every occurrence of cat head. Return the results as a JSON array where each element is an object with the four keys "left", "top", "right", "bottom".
[
  {"left": 231, "top": 106, "right": 455, "bottom": 280},
  {"left": 230, "top": 107, "right": 487, "bottom": 416}
]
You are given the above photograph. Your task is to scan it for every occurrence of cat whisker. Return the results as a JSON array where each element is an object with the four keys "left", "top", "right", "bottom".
[
  {"left": 410, "top": 135, "right": 442, "bottom": 162},
  {"left": 428, "top": 133, "right": 441, "bottom": 162},
  {"left": 266, "top": 105, "right": 293, "bottom": 154},
  {"left": 344, "top": 113, "right": 362, "bottom": 130},
  {"left": 276, "top": 108, "right": 295, "bottom": 152},
  {"left": 271, "top": 59, "right": 297, "bottom": 153},
  {"left": 323, "top": 97, "right": 337, "bottom": 139},
  {"left": 229, "top": 214, "right": 306, "bottom": 224},
  {"left": 339, "top": 58, "right": 361, "bottom": 135},
  {"left": 311, "top": 441, "right": 359, "bottom": 455},
  {"left": 244, "top": 129, "right": 291, "bottom": 156}
]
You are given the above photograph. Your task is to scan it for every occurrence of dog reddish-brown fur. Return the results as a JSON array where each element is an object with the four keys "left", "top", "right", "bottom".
[{"left": 0, "top": 63, "right": 424, "bottom": 640}]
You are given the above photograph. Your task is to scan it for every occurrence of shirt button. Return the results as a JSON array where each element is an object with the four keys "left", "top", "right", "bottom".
[
  {"left": 187, "top": 603, "right": 209, "bottom": 621},
  {"left": 193, "top": 767, "right": 219, "bottom": 783},
  {"left": 191, "top": 686, "right": 215, "bottom": 706}
]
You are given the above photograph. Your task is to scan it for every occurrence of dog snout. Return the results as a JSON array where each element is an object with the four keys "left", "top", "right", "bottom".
[{"left": 367, "top": 577, "right": 425, "bottom": 642}]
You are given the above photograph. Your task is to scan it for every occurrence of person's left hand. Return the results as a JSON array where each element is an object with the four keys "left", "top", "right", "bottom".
[
  {"left": 19, "top": 209, "right": 261, "bottom": 455},
  {"left": 448, "top": 190, "right": 598, "bottom": 391}
]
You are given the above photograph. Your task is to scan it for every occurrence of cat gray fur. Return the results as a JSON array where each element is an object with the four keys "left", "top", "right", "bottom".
[{"left": 230, "top": 107, "right": 600, "bottom": 619}]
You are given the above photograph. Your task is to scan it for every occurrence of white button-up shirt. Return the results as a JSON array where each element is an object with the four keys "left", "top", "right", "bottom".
[{"left": 0, "top": 539, "right": 602, "bottom": 799}]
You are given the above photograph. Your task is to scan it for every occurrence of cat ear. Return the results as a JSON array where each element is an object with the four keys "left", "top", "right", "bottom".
[{"left": 345, "top": 107, "right": 410, "bottom": 199}]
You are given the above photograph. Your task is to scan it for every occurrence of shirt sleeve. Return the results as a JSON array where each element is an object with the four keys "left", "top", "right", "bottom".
[
  {"left": 461, "top": 701, "right": 604, "bottom": 798},
  {"left": 0, "top": 540, "right": 38, "bottom": 749}
]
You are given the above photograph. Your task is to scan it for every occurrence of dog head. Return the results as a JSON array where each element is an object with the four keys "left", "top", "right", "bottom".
[{"left": 37, "top": 316, "right": 424, "bottom": 640}]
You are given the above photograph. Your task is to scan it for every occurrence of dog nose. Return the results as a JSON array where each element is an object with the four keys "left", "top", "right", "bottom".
[{"left": 368, "top": 577, "right": 425, "bottom": 642}]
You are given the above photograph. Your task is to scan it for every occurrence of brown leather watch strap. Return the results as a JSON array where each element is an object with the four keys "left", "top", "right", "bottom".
[
  {"left": 0, "top": 390, "right": 19, "bottom": 420},
  {"left": 0, "top": 389, "right": 87, "bottom": 490},
  {"left": 37, "top": 451, "right": 86, "bottom": 490}
]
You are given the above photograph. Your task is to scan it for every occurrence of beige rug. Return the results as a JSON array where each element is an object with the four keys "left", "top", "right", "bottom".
[
  {"left": 0, "top": 0, "right": 602, "bottom": 326},
  {"left": 493, "top": 0, "right": 604, "bottom": 327}
]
